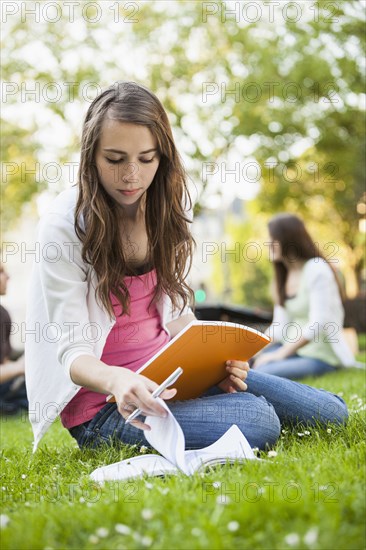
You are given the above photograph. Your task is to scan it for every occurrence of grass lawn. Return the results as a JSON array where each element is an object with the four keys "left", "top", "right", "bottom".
[{"left": 1, "top": 363, "right": 365, "bottom": 549}]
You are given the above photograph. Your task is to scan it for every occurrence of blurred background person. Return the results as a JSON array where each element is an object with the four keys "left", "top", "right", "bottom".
[
  {"left": 252, "top": 213, "right": 356, "bottom": 379},
  {"left": 0, "top": 263, "right": 28, "bottom": 414}
]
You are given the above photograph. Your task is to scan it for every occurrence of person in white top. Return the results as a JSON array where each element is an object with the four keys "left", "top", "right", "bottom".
[
  {"left": 253, "top": 213, "right": 355, "bottom": 378},
  {"left": 25, "top": 83, "right": 348, "bottom": 452}
]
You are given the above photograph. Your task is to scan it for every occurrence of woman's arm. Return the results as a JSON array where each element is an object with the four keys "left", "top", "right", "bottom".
[
  {"left": 70, "top": 355, "right": 176, "bottom": 431},
  {"left": 165, "top": 312, "right": 196, "bottom": 338}
]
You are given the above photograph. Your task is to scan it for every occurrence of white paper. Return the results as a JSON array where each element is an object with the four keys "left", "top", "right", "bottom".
[{"left": 90, "top": 400, "right": 257, "bottom": 482}]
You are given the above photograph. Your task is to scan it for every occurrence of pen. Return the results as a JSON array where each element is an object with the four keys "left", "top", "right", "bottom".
[{"left": 125, "top": 366, "right": 183, "bottom": 424}]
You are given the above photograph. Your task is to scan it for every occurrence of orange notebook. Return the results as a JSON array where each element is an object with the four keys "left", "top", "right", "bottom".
[{"left": 108, "top": 320, "right": 270, "bottom": 402}]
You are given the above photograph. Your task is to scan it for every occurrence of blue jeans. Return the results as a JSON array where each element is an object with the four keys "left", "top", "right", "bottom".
[
  {"left": 68, "top": 370, "right": 348, "bottom": 451},
  {"left": 252, "top": 343, "right": 337, "bottom": 379}
]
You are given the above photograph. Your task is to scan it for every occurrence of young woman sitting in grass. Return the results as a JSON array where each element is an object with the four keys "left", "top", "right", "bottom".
[
  {"left": 252, "top": 214, "right": 355, "bottom": 379},
  {"left": 25, "top": 82, "right": 348, "bottom": 453}
]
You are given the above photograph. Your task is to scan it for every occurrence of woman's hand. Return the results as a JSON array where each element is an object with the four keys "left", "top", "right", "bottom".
[
  {"left": 109, "top": 367, "right": 177, "bottom": 431},
  {"left": 218, "top": 360, "right": 249, "bottom": 393}
]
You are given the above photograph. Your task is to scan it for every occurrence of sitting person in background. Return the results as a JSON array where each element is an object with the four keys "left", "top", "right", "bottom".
[
  {"left": 0, "top": 263, "right": 28, "bottom": 414},
  {"left": 252, "top": 213, "right": 355, "bottom": 379}
]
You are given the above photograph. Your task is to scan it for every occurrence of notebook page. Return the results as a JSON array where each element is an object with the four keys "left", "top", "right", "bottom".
[
  {"left": 90, "top": 454, "right": 178, "bottom": 482},
  {"left": 144, "top": 399, "right": 189, "bottom": 474},
  {"left": 184, "top": 424, "right": 257, "bottom": 473}
]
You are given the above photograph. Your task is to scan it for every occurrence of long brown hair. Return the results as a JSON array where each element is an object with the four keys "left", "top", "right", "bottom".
[
  {"left": 75, "top": 82, "right": 194, "bottom": 318},
  {"left": 268, "top": 213, "right": 344, "bottom": 306}
]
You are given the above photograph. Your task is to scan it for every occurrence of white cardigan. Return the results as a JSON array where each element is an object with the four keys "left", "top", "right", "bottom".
[
  {"left": 267, "top": 258, "right": 355, "bottom": 367},
  {"left": 25, "top": 187, "right": 192, "bottom": 450}
]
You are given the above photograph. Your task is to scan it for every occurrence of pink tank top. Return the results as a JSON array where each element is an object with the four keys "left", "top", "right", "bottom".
[{"left": 61, "top": 269, "right": 170, "bottom": 429}]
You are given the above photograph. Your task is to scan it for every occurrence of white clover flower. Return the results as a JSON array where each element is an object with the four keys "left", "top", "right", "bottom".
[
  {"left": 297, "top": 432, "right": 304, "bottom": 437},
  {"left": 96, "top": 527, "right": 109, "bottom": 538},
  {"left": 115, "top": 523, "right": 132, "bottom": 535},
  {"left": 140, "top": 446, "right": 148, "bottom": 454},
  {"left": 284, "top": 533, "right": 300, "bottom": 546},
  {"left": 304, "top": 431, "right": 310, "bottom": 435},
  {"left": 212, "top": 481, "right": 221, "bottom": 488},
  {"left": 144, "top": 482, "right": 153, "bottom": 490},
  {"left": 141, "top": 508, "right": 154, "bottom": 521},
  {"left": 141, "top": 535, "right": 153, "bottom": 547},
  {"left": 304, "top": 527, "right": 318, "bottom": 545},
  {"left": 268, "top": 450, "right": 278, "bottom": 457},
  {"left": 21, "top": 474, "right": 27, "bottom": 479},
  {"left": 327, "top": 428, "right": 332, "bottom": 433},
  {"left": 227, "top": 521, "right": 240, "bottom": 532},
  {"left": 0, "top": 515, "right": 10, "bottom": 529}
]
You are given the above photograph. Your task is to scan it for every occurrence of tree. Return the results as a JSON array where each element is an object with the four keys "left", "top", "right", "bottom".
[{"left": 1, "top": 1, "right": 364, "bottom": 299}]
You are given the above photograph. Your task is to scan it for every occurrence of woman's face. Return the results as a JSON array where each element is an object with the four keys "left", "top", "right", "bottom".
[{"left": 95, "top": 119, "right": 160, "bottom": 209}]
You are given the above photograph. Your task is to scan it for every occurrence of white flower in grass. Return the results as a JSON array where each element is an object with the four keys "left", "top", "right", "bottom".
[
  {"left": 284, "top": 533, "right": 300, "bottom": 546},
  {"left": 115, "top": 523, "right": 132, "bottom": 535},
  {"left": 140, "top": 446, "right": 148, "bottom": 454},
  {"left": 227, "top": 521, "right": 240, "bottom": 532},
  {"left": 267, "top": 450, "right": 277, "bottom": 457},
  {"left": 251, "top": 447, "right": 260, "bottom": 453},
  {"left": 141, "top": 535, "right": 153, "bottom": 547},
  {"left": 304, "top": 431, "right": 310, "bottom": 436},
  {"left": 191, "top": 528, "right": 202, "bottom": 537},
  {"left": 158, "top": 487, "right": 169, "bottom": 495},
  {"left": 141, "top": 508, "right": 154, "bottom": 521},
  {"left": 304, "top": 527, "right": 318, "bottom": 545},
  {"left": 88, "top": 535, "right": 99, "bottom": 544},
  {"left": 144, "top": 482, "right": 153, "bottom": 490},
  {"left": 0, "top": 515, "right": 10, "bottom": 528},
  {"left": 21, "top": 474, "right": 27, "bottom": 479},
  {"left": 96, "top": 527, "right": 109, "bottom": 538},
  {"left": 216, "top": 494, "right": 231, "bottom": 505},
  {"left": 212, "top": 481, "right": 221, "bottom": 488},
  {"left": 297, "top": 432, "right": 304, "bottom": 437},
  {"left": 326, "top": 428, "right": 332, "bottom": 433},
  {"left": 79, "top": 497, "right": 85, "bottom": 503}
]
